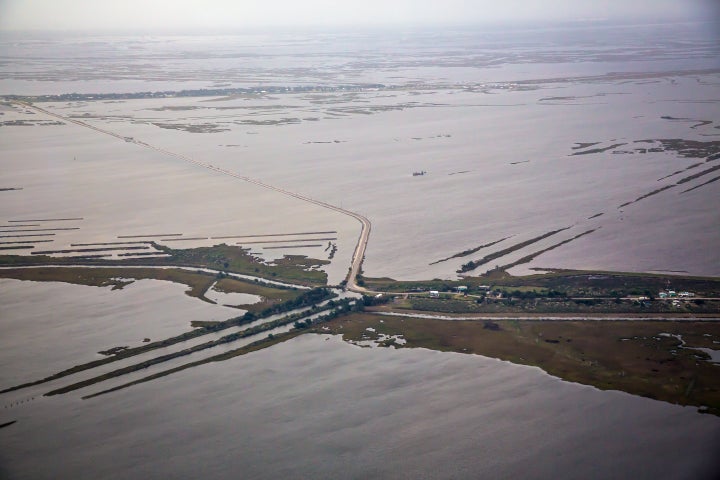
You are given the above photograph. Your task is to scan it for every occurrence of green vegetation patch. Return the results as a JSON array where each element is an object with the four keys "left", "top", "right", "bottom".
[
  {"left": 0, "top": 266, "right": 212, "bottom": 298},
  {"left": 151, "top": 244, "right": 329, "bottom": 285},
  {"left": 365, "top": 269, "right": 720, "bottom": 299},
  {"left": 398, "top": 295, "right": 719, "bottom": 315},
  {"left": 319, "top": 314, "right": 720, "bottom": 415},
  {"left": 0, "top": 242, "right": 330, "bottom": 286}
]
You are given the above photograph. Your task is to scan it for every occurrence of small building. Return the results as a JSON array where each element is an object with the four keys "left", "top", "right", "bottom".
[
  {"left": 478, "top": 285, "right": 491, "bottom": 290},
  {"left": 429, "top": 290, "right": 440, "bottom": 298},
  {"left": 659, "top": 292, "right": 668, "bottom": 299},
  {"left": 678, "top": 291, "right": 694, "bottom": 298},
  {"left": 456, "top": 286, "right": 468, "bottom": 293}
]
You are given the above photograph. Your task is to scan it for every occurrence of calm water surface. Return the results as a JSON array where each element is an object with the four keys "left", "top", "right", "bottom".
[{"left": 1, "top": 334, "right": 718, "bottom": 479}]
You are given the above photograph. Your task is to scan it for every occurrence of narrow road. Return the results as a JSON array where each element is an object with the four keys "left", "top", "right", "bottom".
[{"left": 12, "top": 101, "right": 371, "bottom": 290}]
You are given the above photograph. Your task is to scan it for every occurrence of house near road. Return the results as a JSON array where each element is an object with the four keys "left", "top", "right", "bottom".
[{"left": 429, "top": 290, "right": 440, "bottom": 298}]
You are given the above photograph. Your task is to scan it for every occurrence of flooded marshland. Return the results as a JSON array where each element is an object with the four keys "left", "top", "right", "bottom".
[
  {"left": 1, "top": 21, "right": 720, "bottom": 478},
  {"left": 0, "top": 277, "right": 239, "bottom": 388},
  {"left": 2, "top": 23, "right": 718, "bottom": 280}
]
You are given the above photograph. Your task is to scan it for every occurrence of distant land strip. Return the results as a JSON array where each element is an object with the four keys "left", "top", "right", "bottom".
[
  {"left": 0, "top": 188, "right": 23, "bottom": 192},
  {"left": 457, "top": 227, "right": 570, "bottom": 273},
  {"left": 118, "top": 253, "right": 171, "bottom": 257},
  {"left": 32, "top": 246, "right": 149, "bottom": 255},
  {"left": 516, "top": 68, "right": 720, "bottom": 87},
  {"left": 681, "top": 175, "right": 720, "bottom": 194},
  {"left": 3, "top": 84, "right": 387, "bottom": 103},
  {"left": 430, "top": 236, "right": 512, "bottom": 265},
  {"left": 0, "top": 233, "right": 55, "bottom": 238},
  {"left": 0, "top": 228, "right": 80, "bottom": 233},
  {"left": 9, "top": 218, "right": 83, "bottom": 222},
  {"left": 500, "top": 229, "right": 597, "bottom": 270},
  {"left": 619, "top": 164, "right": 720, "bottom": 208},
  {"left": 239, "top": 238, "right": 337, "bottom": 245},
  {"left": 213, "top": 231, "right": 337, "bottom": 239},
  {"left": 0, "top": 245, "right": 34, "bottom": 251},
  {"left": 264, "top": 244, "right": 322, "bottom": 249},
  {"left": 118, "top": 234, "right": 183, "bottom": 238},
  {"left": 675, "top": 164, "right": 720, "bottom": 184},
  {"left": 71, "top": 241, "right": 151, "bottom": 246},
  {"left": 572, "top": 142, "right": 601, "bottom": 150},
  {"left": 656, "top": 162, "right": 702, "bottom": 182},
  {"left": 0, "top": 240, "right": 54, "bottom": 245},
  {"left": 619, "top": 185, "right": 676, "bottom": 208},
  {"left": 570, "top": 142, "right": 626, "bottom": 156},
  {"left": 159, "top": 237, "right": 209, "bottom": 242},
  {"left": 1, "top": 224, "right": 40, "bottom": 228}
]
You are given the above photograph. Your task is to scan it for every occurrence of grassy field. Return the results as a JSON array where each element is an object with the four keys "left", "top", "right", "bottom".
[
  {"left": 0, "top": 242, "right": 330, "bottom": 286},
  {"left": 366, "top": 267, "right": 720, "bottom": 315},
  {"left": 365, "top": 269, "right": 720, "bottom": 297},
  {"left": 150, "top": 244, "right": 329, "bottom": 285},
  {"left": 212, "top": 277, "right": 301, "bottom": 312},
  {"left": 314, "top": 313, "right": 720, "bottom": 415},
  {"left": 364, "top": 269, "right": 720, "bottom": 316}
]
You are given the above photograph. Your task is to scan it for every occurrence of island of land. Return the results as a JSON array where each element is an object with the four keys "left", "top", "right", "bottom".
[{"left": 2, "top": 241, "right": 719, "bottom": 415}]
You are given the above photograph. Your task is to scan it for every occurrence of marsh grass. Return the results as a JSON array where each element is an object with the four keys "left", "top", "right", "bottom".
[{"left": 319, "top": 314, "right": 720, "bottom": 415}]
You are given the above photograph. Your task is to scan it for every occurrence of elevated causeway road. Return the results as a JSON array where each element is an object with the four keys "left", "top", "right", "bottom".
[{"left": 12, "top": 101, "right": 371, "bottom": 290}]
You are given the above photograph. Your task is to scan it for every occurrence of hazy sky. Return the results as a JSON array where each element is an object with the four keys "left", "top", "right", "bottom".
[{"left": 0, "top": 0, "right": 716, "bottom": 31}]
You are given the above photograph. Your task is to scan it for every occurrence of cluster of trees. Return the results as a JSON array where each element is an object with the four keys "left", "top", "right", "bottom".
[
  {"left": 293, "top": 298, "right": 356, "bottom": 329},
  {"left": 243, "top": 288, "right": 334, "bottom": 323},
  {"left": 360, "top": 294, "right": 392, "bottom": 307}
]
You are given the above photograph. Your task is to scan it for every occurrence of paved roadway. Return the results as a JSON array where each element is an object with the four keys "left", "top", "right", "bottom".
[{"left": 12, "top": 101, "right": 372, "bottom": 291}]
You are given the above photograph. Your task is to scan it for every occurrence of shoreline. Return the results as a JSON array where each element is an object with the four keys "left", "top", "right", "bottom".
[{"left": 315, "top": 313, "right": 720, "bottom": 416}]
